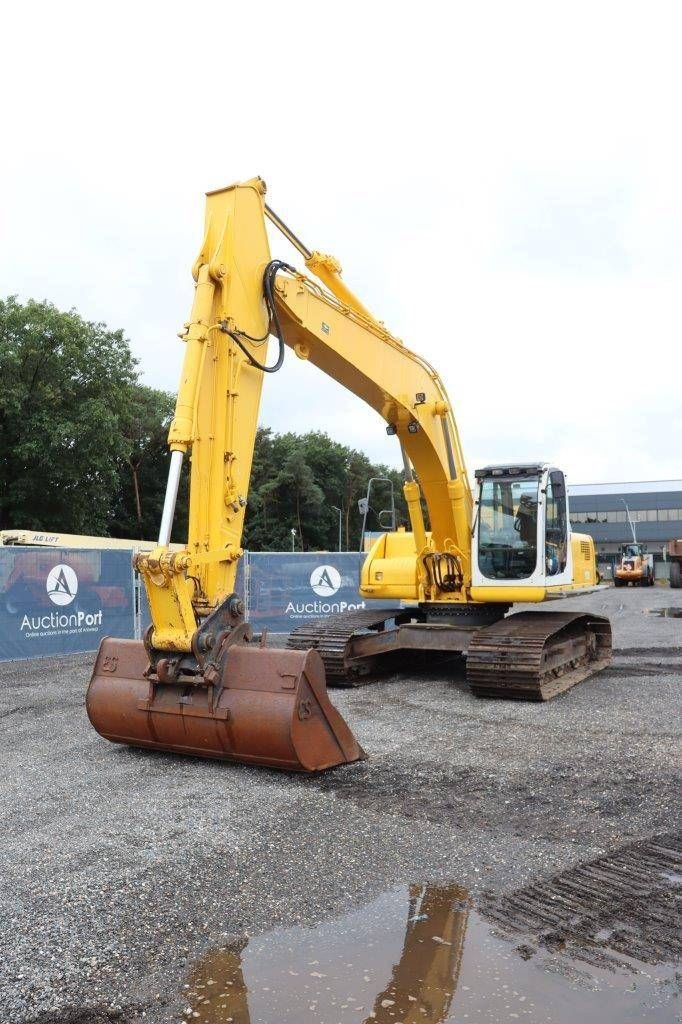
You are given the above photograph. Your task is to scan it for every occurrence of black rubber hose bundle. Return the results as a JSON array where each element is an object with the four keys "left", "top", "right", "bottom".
[{"left": 221, "top": 259, "right": 295, "bottom": 373}]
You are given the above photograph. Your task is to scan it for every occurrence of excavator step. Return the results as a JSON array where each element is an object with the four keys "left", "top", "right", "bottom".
[{"left": 466, "top": 611, "right": 612, "bottom": 701}]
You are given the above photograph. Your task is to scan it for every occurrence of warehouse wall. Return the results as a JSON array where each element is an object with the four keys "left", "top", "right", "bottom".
[{"left": 568, "top": 483, "right": 682, "bottom": 573}]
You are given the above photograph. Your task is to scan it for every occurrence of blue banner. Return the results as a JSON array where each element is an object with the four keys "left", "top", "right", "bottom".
[
  {"left": 247, "top": 552, "right": 367, "bottom": 633},
  {"left": 0, "top": 547, "right": 135, "bottom": 660},
  {"left": 0, "top": 548, "right": 370, "bottom": 659}
]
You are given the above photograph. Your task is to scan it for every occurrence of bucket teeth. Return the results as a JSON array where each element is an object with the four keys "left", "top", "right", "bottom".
[{"left": 86, "top": 638, "right": 365, "bottom": 772}]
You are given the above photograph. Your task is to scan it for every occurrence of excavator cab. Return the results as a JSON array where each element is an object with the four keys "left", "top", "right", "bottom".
[{"left": 472, "top": 464, "right": 573, "bottom": 592}]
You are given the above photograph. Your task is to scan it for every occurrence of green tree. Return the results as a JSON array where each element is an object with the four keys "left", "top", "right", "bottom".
[
  {"left": 108, "top": 385, "right": 189, "bottom": 543},
  {"left": 0, "top": 297, "right": 137, "bottom": 533},
  {"left": 0, "top": 297, "right": 408, "bottom": 549},
  {"left": 242, "top": 428, "right": 407, "bottom": 552}
]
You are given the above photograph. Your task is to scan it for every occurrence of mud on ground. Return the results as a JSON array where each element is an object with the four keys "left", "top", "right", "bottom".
[{"left": 0, "top": 585, "right": 680, "bottom": 1022}]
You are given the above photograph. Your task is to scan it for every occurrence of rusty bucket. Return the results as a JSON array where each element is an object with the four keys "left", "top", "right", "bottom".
[{"left": 86, "top": 638, "right": 365, "bottom": 771}]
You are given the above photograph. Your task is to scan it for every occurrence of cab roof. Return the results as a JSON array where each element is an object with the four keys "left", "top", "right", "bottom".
[{"left": 474, "top": 462, "right": 549, "bottom": 480}]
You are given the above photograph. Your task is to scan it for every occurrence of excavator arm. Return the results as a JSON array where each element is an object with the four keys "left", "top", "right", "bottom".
[
  {"left": 273, "top": 266, "right": 472, "bottom": 601},
  {"left": 135, "top": 176, "right": 473, "bottom": 656}
]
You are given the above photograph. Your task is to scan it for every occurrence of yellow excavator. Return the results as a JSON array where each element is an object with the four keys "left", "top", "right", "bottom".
[{"left": 86, "top": 177, "right": 612, "bottom": 772}]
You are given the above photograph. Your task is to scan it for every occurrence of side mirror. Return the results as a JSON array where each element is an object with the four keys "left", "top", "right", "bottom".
[{"left": 378, "top": 509, "right": 396, "bottom": 530}]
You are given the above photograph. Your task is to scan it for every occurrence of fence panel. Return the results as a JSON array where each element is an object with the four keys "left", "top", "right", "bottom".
[
  {"left": 0, "top": 548, "right": 370, "bottom": 660},
  {"left": 247, "top": 552, "right": 367, "bottom": 633},
  {"left": 0, "top": 547, "right": 135, "bottom": 661}
]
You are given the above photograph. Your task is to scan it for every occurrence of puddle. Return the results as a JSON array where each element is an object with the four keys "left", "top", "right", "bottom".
[
  {"left": 180, "top": 883, "right": 678, "bottom": 1024},
  {"left": 645, "top": 607, "right": 682, "bottom": 618}
]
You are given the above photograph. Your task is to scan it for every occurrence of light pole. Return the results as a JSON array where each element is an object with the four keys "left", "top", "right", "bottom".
[
  {"left": 621, "top": 499, "right": 637, "bottom": 544},
  {"left": 290, "top": 527, "right": 297, "bottom": 552},
  {"left": 331, "top": 505, "right": 343, "bottom": 552}
]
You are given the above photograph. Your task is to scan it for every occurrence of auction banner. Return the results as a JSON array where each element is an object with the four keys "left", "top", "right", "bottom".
[
  {"left": 0, "top": 547, "right": 135, "bottom": 660},
  {"left": 247, "top": 552, "right": 367, "bottom": 633}
]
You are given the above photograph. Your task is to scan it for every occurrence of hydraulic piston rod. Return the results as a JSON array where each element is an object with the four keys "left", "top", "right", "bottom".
[{"left": 158, "top": 450, "right": 183, "bottom": 546}]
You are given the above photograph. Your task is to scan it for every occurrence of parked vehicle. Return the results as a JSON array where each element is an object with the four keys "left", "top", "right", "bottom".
[
  {"left": 668, "top": 539, "right": 682, "bottom": 589},
  {"left": 614, "top": 542, "right": 655, "bottom": 587}
]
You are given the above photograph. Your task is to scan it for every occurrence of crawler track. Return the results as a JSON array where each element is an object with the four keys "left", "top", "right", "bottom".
[
  {"left": 286, "top": 607, "right": 404, "bottom": 684},
  {"left": 466, "top": 611, "right": 612, "bottom": 701},
  {"left": 288, "top": 607, "right": 612, "bottom": 700}
]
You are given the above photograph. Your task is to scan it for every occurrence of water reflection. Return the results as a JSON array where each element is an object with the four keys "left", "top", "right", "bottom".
[
  {"left": 182, "top": 878, "right": 677, "bottom": 1023},
  {"left": 184, "top": 883, "right": 468, "bottom": 1024},
  {"left": 186, "top": 937, "right": 250, "bottom": 1023},
  {"left": 366, "top": 884, "right": 467, "bottom": 1023}
]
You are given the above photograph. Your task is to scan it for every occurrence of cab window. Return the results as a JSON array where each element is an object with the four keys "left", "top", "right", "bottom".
[{"left": 478, "top": 477, "right": 539, "bottom": 580}]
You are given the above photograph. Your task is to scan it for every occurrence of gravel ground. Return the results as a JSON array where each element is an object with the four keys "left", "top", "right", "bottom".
[{"left": 0, "top": 584, "right": 680, "bottom": 1022}]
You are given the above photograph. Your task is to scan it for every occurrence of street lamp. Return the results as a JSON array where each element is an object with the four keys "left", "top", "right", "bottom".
[
  {"left": 331, "top": 505, "right": 343, "bottom": 552},
  {"left": 621, "top": 499, "right": 637, "bottom": 544},
  {"left": 290, "top": 527, "right": 297, "bottom": 552}
]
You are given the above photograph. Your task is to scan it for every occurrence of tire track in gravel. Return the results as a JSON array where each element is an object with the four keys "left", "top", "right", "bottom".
[{"left": 479, "top": 832, "right": 682, "bottom": 972}]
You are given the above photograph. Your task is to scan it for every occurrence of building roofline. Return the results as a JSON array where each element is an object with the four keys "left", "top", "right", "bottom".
[
  {"left": 571, "top": 479, "right": 682, "bottom": 487},
  {"left": 569, "top": 479, "right": 682, "bottom": 497}
]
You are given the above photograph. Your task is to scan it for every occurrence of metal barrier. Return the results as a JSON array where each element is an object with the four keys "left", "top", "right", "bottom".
[
  {"left": 3, "top": 542, "right": 678, "bottom": 663},
  {"left": 0, "top": 547, "right": 135, "bottom": 661},
  {"left": 0, "top": 547, "right": 367, "bottom": 661}
]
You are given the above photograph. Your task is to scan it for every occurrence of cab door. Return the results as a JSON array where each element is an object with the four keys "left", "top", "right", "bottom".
[{"left": 543, "top": 469, "right": 573, "bottom": 587}]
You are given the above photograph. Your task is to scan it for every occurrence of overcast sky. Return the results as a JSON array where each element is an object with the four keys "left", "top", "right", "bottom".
[{"left": 2, "top": 1, "right": 681, "bottom": 485}]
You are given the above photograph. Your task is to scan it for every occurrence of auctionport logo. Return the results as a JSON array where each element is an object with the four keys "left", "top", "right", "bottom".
[
  {"left": 284, "top": 563, "right": 365, "bottom": 619},
  {"left": 46, "top": 564, "right": 78, "bottom": 606},
  {"left": 19, "top": 563, "right": 103, "bottom": 637},
  {"left": 310, "top": 565, "right": 341, "bottom": 597}
]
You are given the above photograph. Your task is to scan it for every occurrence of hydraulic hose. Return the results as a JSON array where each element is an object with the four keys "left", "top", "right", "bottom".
[{"left": 220, "top": 259, "right": 295, "bottom": 373}]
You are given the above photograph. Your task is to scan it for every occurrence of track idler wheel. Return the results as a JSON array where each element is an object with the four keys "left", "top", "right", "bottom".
[{"left": 86, "top": 638, "right": 365, "bottom": 772}]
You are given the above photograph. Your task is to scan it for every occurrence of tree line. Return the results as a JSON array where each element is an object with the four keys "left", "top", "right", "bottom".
[{"left": 0, "top": 297, "right": 406, "bottom": 550}]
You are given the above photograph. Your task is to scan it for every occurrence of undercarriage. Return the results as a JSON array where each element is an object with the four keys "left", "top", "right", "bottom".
[{"left": 287, "top": 605, "right": 612, "bottom": 701}]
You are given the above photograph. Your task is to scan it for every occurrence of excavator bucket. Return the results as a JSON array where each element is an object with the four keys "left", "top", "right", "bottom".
[{"left": 86, "top": 638, "right": 365, "bottom": 772}]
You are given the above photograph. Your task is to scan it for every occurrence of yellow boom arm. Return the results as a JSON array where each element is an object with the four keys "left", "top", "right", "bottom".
[{"left": 136, "top": 178, "right": 472, "bottom": 652}]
